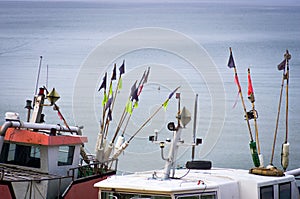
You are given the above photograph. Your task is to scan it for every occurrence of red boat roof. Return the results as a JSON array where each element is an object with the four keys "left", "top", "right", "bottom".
[{"left": 4, "top": 128, "right": 88, "bottom": 146}]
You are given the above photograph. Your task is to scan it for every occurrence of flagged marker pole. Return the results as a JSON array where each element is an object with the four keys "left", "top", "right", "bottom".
[
  {"left": 227, "top": 47, "right": 260, "bottom": 167},
  {"left": 282, "top": 50, "right": 291, "bottom": 171},
  {"left": 248, "top": 68, "right": 263, "bottom": 167}
]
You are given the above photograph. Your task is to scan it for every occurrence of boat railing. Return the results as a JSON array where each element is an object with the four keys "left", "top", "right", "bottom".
[{"left": 68, "top": 158, "right": 118, "bottom": 180}]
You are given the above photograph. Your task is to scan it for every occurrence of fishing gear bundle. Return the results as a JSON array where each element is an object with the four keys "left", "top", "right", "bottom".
[{"left": 95, "top": 61, "right": 181, "bottom": 166}]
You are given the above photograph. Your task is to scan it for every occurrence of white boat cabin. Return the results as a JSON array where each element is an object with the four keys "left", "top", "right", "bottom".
[{"left": 94, "top": 167, "right": 299, "bottom": 199}]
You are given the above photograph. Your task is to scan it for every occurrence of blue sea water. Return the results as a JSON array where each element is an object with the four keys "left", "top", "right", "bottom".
[{"left": 0, "top": 1, "right": 299, "bottom": 173}]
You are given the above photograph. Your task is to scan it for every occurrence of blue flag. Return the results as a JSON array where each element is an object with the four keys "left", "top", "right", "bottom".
[
  {"left": 227, "top": 48, "right": 236, "bottom": 68},
  {"left": 98, "top": 72, "right": 107, "bottom": 91},
  {"left": 119, "top": 60, "right": 125, "bottom": 76}
]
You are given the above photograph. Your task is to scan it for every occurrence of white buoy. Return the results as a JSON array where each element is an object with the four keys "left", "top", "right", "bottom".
[
  {"left": 95, "top": 133, "right": 103, "bottom": 151},
  {"left": 112, "top": 142, "right": 129, "bottom": 159},
  {"left": 281, "top": 142, "right": 289, "bottom": 171},
  {"left": 259, "top": 154, "right": 264, "bottom": 168},
  {"left": 115, "top": 135, "right": 125, "bottom": 150},
  {"left": 104, "top": 143, "right": 113, "bottom": 162}
]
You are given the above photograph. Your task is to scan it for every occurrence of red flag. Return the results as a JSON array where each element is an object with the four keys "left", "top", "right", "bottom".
[
  {"left": 248, "top": 72, "right": 253, "bottom": 96},
  {"left": 57, "top": 111, "right": 63, "bottom": 120},
  {"left": 247, "top": 68, "right": 255, "bottom": 102},
  {"left": 234, "top": 74, "right": 241, "bottom": 93}
]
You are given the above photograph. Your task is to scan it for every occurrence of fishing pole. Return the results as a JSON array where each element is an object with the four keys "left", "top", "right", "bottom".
[{"left": 227, "top": 47, "right": 260, "bottom": 167}]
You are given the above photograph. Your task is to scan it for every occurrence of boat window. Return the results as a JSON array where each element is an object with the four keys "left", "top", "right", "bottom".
[
  {"left": 100, "top": 191, "right": 171, "bottom": 199},
  {"left": 0, "top": 143, "right": 41, "bottom": 168},
  {"left": 279, "top": 182, "right": 291, "bottom": 199},
  {"left": 260, "top": 185, "right": 274, "bottom": 199},
  {"left": 58, "top": 145, "right": 75, "bottom": 166},
  {"left": 175, "top": 192, "right": 217, "bottom": 199}
]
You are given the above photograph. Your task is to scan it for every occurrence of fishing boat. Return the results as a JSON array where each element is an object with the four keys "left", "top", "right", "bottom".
[
  {"left": 94, "top": 50, "right": 300, "bottom": 199},
  {"left": 0, "top": 57, "right": 118, "bottom": 198}
]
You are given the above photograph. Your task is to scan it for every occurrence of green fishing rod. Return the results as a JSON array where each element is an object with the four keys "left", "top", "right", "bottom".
[{"left": 228, "top": 48, "right": 260, "bottom": 167}]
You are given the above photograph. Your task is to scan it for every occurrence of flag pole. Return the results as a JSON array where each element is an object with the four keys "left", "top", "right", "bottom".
[
  {"left": 228, "top": 47, "right": 259, "bottom": 167},
  {"left": 229, "top": 48, "right": 254, "bottom": 141},
  {"left": 95, "top": 72, "right": 107, "bottom": 162},
  {"left": 284, "top": 50, "right": 290, "bottom": 144},
  {"left": 248, "top": 68, "right": 263, "bottom": 167},
  {"left": 269, "top": 67, "right": 285, "bottom": 166},
  {"left": 282, "top": 50, "right": 291, "bottom": 171},
  {"left": 103, "top": 64, "right": 116, "bottom": 138}
]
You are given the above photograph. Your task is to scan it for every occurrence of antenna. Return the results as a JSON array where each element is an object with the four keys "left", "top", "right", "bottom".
[
  {"left": 34, "top": 56, "right": 43, "bottom": 95},
  {"left": 192, "top": 94, "right": 198, "bottom": 161}
]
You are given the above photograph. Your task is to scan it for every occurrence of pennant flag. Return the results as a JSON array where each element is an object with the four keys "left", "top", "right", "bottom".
[
  {"left": 118, "top": 77, "right": 123, "bottom": 89},
  {"left": 227, "top": 48, "right": 236, "bottom": 68},
  {"left": 144, "top": 67, "right": 150, "bottom": 84},
  {"left": 163, "top": 99, "right": 169, "bottom": 110},
  {"left": 134, "top": 101, "right": 138, "bottom": 108},
  {"left": 119, "top": 60, "right": 125, "bottom": 76},
  {"left": 247, "top": 69, "right": 255, "bottom": 102},
  {"left": 109, "top": 83, "right": 113, "bottom": 96},
  {"left": 105, "top": 96, "right": 113, "bottom": 111},
  {"left": 107, "top": 109, "right": 112, "bottom": 121},
  {"left": 277, "top": 59, "right": 286, "bottom": 71},
  {"left": 126, "top": 100, "right": 133, "bottom": 114},
  {"left": 137, "top": 84, "right": 143, "bottom": 96},
  {"left": 234, "top": 74, "right": 241, "bottom": 93},
  {"left": 168, "top": 86, "right": 180, "bottom": 99},
  {"left": 98, "top": 72, "right": 107, "bottom": 91},
  {"left": 57, "top": 110, "right": 63, "bottom": 120},
  {"left": 163, "top": 86, "right": 180, "bottom": 110},
  {"left": 112, "top": 64, "right": 117, "bottom": 80},
  {"left": 130, "top": 81, "right": 137, "bottom": 99},
  {"left": 137, "top": 67, "right": 150, "bottom": 96},
  {"left": 102, "top": 92, "right": 108, "bottom": 106},
  {"left": 132, "top": 88, "right": 139, "bottom": 102}
]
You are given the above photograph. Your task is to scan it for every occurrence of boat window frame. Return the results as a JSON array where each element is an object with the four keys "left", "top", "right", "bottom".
[
  {"left": 175, "top": 191, "right": 217, "bottom": 199},
  {"left": 260, "top": 185, "right": 274, "bottom": 199},
  {"left": 0, "top": 142, "right": 41, "bottom": 168},
  {"left": 279, "top": 182, "right": 291, "bottom": 199},
  {"left": 57, "top": 145, "right": 75, "bottom": 166},
  {"left": 100, "top": 190, "right": 172, "bottom": 199}
]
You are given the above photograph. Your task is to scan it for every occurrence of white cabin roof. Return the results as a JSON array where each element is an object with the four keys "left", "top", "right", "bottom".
[{"left": 94, "top": 167, "right": 297, "bottom": 198}]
